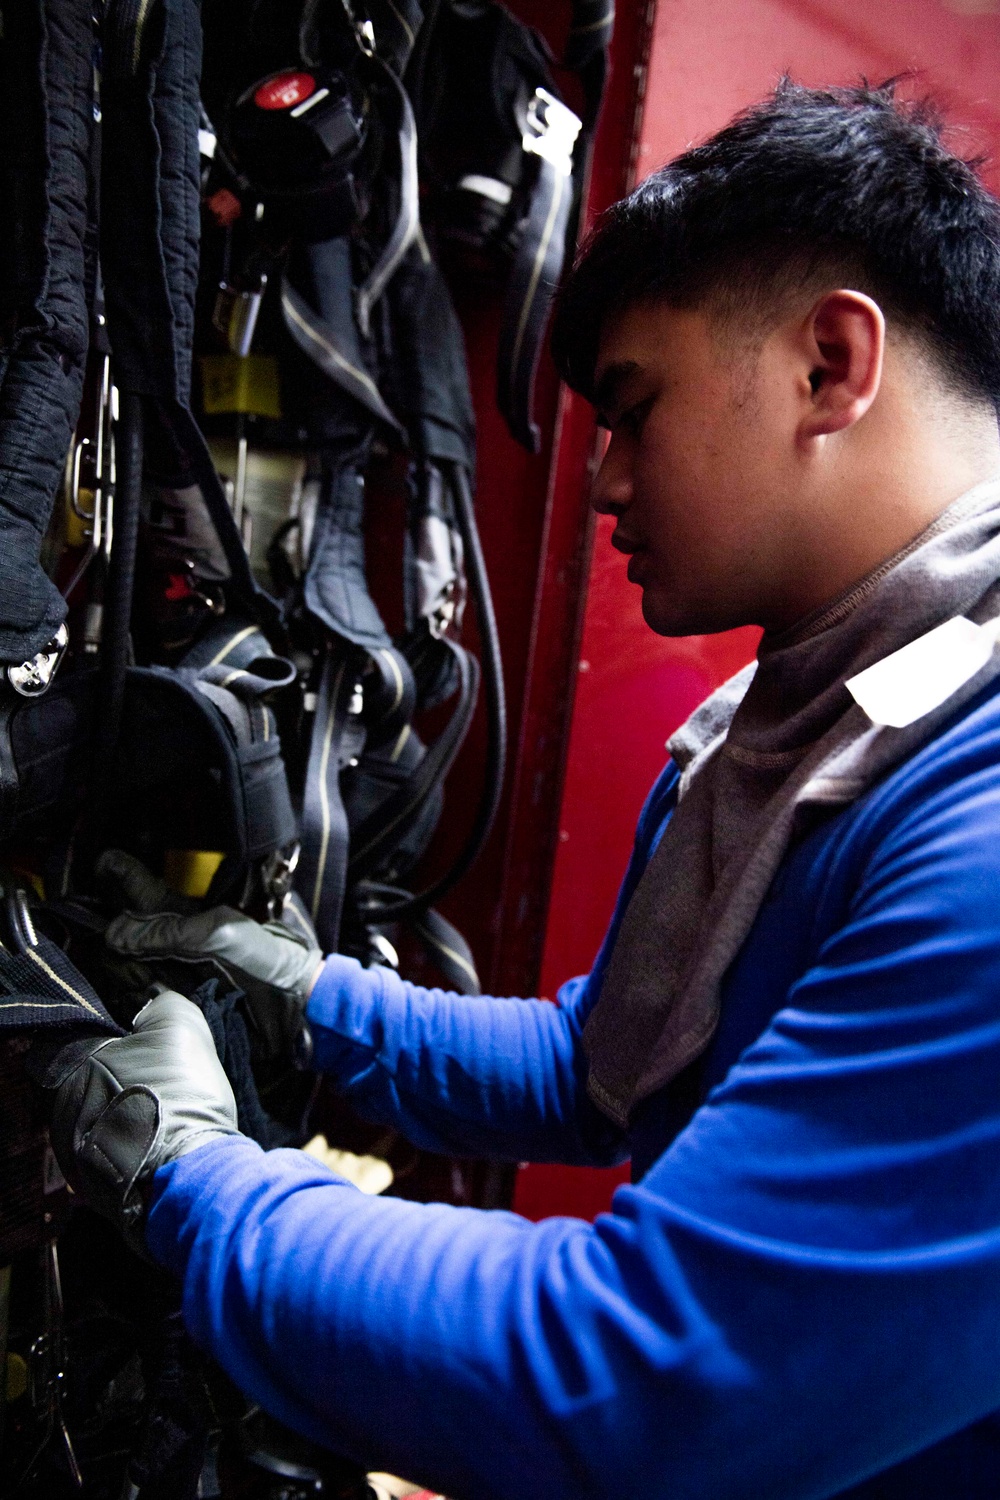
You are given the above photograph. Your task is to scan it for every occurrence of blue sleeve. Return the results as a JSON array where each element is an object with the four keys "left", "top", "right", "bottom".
[
  {"left": 147, "top": 746, "right": 1000, "bottom": 1499},
  {"left": 306, "top": 959, "right": 625, "bottom": 1165},
  {"left": 302, "top": 763, "right": 679, "bottom": 1167}
]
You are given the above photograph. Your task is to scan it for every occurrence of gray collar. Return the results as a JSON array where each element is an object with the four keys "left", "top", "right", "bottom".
[{"left": 584, "top": 477, "right": 1000, "bottom": 1128}]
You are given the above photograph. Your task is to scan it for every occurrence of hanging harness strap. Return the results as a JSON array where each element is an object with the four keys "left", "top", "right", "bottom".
[
  {"left": 367, "top": 0, "right": 425, "bottom": 76},
  {"left": 500, "top": 0, "right": 617, "bottom": 447},
  {"left": 281, "top": 277, "right": 406, "bottom": 437},
  {"left": 304, "top": 443, "right": 392, "bottom": 648},
  {"left": 386, "top": 243, "right": 477, "bottom": 468},
  {"left": 354, "top": 59, "right": 421, "bottom": 338},
  {"left": 101, "top": 0, "right": 261, "bottom": 617},
  {"left": 562, "top": 0, "right": 615, "bottom": 276},
  {"left": 278, "top": 234, "right": 410, "bottom": 950},
  {"left": 297, "top": 634, "right": 429, "bottom": 950},
  {"left": 0, "top": 0, "right": 94, "bottom": 662},
  {"left": 412, "top": 906, "right": 481, "bottom": 994},
  {"left": 496, "top": 87, "right": 581, "bottom": 452},
  {"left": 412, "top": 0, "right": 611, "bottom": 452},
  {"left": 296, "top": 646, "right": 366, "bottom": 951},
  {"left": 180, "top": 615, "right": 298, "bottom": 691},
  {"left": 565, "top": 0, "right": 616, "bottom": 131},
  {"left": 347, "top": 635, "right": 477, "bottom": 882}
]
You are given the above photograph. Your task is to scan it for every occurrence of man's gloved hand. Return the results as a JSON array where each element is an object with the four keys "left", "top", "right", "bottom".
[
  {"left": 97, "top": 850, "right": 324, "bottom": 1064},
  {"left": 48, "top": 989, "right": 240, "bottom": 1255}
]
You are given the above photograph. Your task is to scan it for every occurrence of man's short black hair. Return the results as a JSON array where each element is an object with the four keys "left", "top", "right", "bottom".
[{"left": 552, "top": 79, "right": 1000, "bottom": 405}]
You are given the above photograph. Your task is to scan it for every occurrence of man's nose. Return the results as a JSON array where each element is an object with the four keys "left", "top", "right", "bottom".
[{"left": 590, "top": 435, "right": 633, "bottom": 516}]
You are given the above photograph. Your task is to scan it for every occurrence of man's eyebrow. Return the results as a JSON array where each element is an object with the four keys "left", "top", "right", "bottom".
[{"left": 592, "top": 360, "right": 641, "bottom": 419}]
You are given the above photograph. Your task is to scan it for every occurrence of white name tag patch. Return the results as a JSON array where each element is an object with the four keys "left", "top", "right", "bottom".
[{"left": 845, "top": 615, "right": 1000, "bottom": 729}]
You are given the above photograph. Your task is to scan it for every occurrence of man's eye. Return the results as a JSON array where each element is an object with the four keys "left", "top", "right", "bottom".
[{"left": 619, "top": 397, "right": 653, "bottom": 436}]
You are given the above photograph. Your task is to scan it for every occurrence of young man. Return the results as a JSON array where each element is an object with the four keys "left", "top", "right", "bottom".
[{"left": 51, "top": 82, "right": 1000, "bottom": 1498}]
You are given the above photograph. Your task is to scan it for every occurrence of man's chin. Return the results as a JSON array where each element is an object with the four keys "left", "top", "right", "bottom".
[
  {"left": 641, "top": 595, "right": 697, "bottom": 637},
  {"left": 640, "top": 587, "right": 739, "bottom": 638}
]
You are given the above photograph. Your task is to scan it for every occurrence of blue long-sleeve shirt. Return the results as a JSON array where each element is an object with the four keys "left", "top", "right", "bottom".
[{"left": 148, "top": 677, "right": 1000, "bottom": 1499}]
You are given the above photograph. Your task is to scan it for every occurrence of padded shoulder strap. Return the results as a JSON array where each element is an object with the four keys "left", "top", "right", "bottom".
[
  {"left": 304, "top": 443, "right": 395, "bottom": 650},
  {"left": 0, "top": 0, "right": 93, "bottom": 660}
]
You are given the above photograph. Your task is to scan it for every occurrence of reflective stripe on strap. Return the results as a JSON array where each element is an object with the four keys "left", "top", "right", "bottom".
[{"left": 496, "top": 157, "right": 572, "bottom": 453}]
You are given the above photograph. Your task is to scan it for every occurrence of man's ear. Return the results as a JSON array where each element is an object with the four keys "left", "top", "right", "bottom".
[{"left": 798, "top": 290, "right": 885, "bottom": 440}]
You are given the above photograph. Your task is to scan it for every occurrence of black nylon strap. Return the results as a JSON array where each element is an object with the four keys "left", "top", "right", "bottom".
[
  {"left": 385, "top": 243, "right": 476, "bottom": 470},
  {"left": 496, "top": 156, "right": 573, "bottom": 453},
  {"left": 295, "top": 649, "right": 366, "bottom": 951},
  {"left": 347, "top": 636, "right": 477, "bottom": 881},
  {"left": 281, "top": 277, "right": 406, "bottom": 438},
  {"left": 0, "top": 932, "right": 122, "bottom": 1036},
  {"left": 368, "top": 0, "right": 425, "bottom": 74},
  {"left": 0, "top": 696, "right": 22, "bottom": 839},
  {"left": 171, "top": 404, "right": 263, "bottom": 617},
  {"left": 179, "top": 617, "right": 276, "bottom": 672},
  {"left": 304, "top": 445, "right": 395, "bottom": 650},
  {"left": 496, "top": 2, "right": 614, "bottom": 452},
  {"left": 411, "top": 906, "right": 480, "bottom": 994},
  {"left": 354, "top": 59, "right": 421, "bottom": 338},
  {"left": 564, "top": 0, "right": 615, "bottom": 123}
]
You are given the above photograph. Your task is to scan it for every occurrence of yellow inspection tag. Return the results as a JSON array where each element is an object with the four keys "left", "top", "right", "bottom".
[
  {"left": 163, "top": 850, "right": 225, "bottom": 899},
  {"left": 200, "top": 354, "right": 282, "bottom": 418}
]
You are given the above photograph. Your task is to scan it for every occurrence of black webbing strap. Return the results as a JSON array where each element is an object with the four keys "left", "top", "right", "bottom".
[
  {"left": 354, "top": 58, "right": 421, "bottom": 338},
  {"left": 93, "top": 388, "right": 143, "bottom": 841},
  {"left": 496, "top": 0, "right": 615, "bottom": 452},
  {"left": 194, "top": 678, "right": 273, "bottom": 757},
  {"left": 0, "top": 931, "right": 122, "bottom": 1037},
  {"left": 281, "top": 276, "right": 406, "bottom": 438},
  {"left": 304, "top": 443, "right": 395, "bottom": 650},
  {"left": 564, "top": 0, "right": 615, "bottom": 131},
  {"left": 171, "top": 404, "right": 264, "bottom": 617},
  {"left": 386, "top": 243, "right": 476, "bottom": 470},
  {"left": 347, "top": 635, "right": 478, "bottom": 882},
  {"left": 496, "top": 148, "right": 575, "bottom": 452},
  {"left": 562, "top": 0, "right": 615, "bottom": 294},
  {"left": 179, "top": 616, "right": 285, "bottom": 674},
  {"left": 186, "top": 624, "right": 265, "bottom": 675},
  {"left": 367, "top": 0, "right": 425, "bottom": 75},
  {"left": 0, "top": 695, "right": 22, "bottom": 841},
  {"left": 296, "top": 647, "right": 366, "bottom": 952},
  {"left": 411, "top": 906, "right": 480, "bottom": 994}
]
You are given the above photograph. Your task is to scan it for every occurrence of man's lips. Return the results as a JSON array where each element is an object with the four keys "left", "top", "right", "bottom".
[
  {"left": 611, "top": 529, "right": 643, "bottom": 556},
  {"left": 626, "top": 550, "right": 647, "bottom": 584},
  {"left": 611, "top": 530, "right": 649, "bottom": 582}
]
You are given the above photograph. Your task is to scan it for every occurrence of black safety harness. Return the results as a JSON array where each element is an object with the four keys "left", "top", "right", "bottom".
[{"left": 194, "top": 0, "right": 519, "bottom": 981}]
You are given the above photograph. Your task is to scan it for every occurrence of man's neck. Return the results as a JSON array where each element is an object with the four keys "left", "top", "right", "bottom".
[{"left": 767, "top": 396, "right": 1000, "bottom": 631}]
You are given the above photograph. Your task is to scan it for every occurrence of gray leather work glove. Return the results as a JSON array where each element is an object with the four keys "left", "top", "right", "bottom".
[
  {"left": 97, "top": 850, "right": 324, "bottom": 1065},
  {"left": 48, "top": 990, "right": 240, "bottom": 1255}
]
